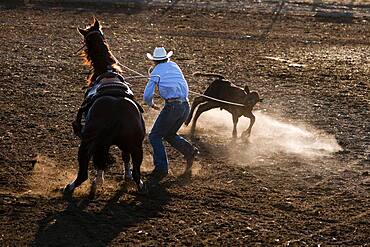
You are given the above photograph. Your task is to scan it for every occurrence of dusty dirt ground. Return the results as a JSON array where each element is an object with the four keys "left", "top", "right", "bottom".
[{"left": 0, "top": 1, "right": 369, "bottom": 246}]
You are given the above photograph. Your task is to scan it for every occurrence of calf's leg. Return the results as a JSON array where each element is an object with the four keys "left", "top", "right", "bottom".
[
  {"left": 185, "top": 96, "right": 206, "bottom": 126},
  {"left": 190, "top": 102, "right": 219, "bottom": 135},
  {"left": 232, "top": 114, "right": 239, "bottom": 139},
  {"left": 241, "top": 112, "right": 255, "bottom": 139}
]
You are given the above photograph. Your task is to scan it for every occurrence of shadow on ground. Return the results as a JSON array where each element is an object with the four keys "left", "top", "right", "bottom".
[{"left": 32, "top": 183, "right": 170, "bottom": 246}]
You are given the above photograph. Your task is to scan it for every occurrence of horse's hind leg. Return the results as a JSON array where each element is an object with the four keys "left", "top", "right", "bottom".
[
  {"left": 90, "top": 147, "right": 109, "bottom": 198},
  {"left": 122, "top": 152, "right": 133, "bottom": 181},
  {"left": 92, "top": 147, "right": 109, "bottom": 182},
  {"left": 64, "top": 142, "right": 91, "bottom": 195},
  {"left": 130, "top": 146, "right": 145, "bottom": 192}
]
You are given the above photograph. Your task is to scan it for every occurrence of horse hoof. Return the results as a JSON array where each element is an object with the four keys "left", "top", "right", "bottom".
[
  {"left": 137, "top": 182, "right": 148, "bottom": 195},
  {"left": 63, "top": 184, "right": 73, "bottom": 193},
  {"left": 62, "top": 184, "right": 74, "bottom": 200},
  {"left": 136, "top": 180, "right": 148, "bottom": 195}
]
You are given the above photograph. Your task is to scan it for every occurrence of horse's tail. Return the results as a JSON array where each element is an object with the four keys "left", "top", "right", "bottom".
[
  {"left": 192, "top": 72, "right": 226, "bottom": 80},
  {"left": 95, "top": 120, "right": 120, "bottom": 149},
  {"left": 82, "top": 118, "right": 120, "bottom": 166},
  {"left": 93, "top": 98, "right": 144, "bottom": 149},
  {"left": 82, "top": 97, "right": 142, "bottom": 169}
]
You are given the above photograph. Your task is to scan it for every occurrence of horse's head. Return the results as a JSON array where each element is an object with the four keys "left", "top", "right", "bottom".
[
  {"left": 78, "top": 18, "right": 122, "bottom": 86},
  {"left": 78, "top": 17, "right": 103, "bottom": 41}
]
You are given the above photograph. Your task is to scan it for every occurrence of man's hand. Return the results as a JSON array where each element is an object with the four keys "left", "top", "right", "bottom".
[{"left": 151, "top": 104, "right": 160, "bottom": 110}]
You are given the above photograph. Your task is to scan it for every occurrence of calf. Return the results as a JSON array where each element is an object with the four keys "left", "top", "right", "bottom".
[{"left": 185, "top": 73, "right": 261, "bottom": 139}]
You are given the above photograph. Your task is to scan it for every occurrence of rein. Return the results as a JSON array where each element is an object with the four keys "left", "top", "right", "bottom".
[
  {"left": 75, "top": 44, "right": 86, "bottom": 55},
  {"left": 75, "top": 30, "right": 105, "bottom": 55}
]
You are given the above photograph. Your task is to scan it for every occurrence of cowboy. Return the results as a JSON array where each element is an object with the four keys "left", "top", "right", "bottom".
[{"left": 144, "top": 47, "right": 199, "bottom": 181}]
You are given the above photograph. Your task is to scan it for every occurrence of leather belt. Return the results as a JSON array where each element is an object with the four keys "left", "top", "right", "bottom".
[{"left": 165, "top": 98, "right": 186, "bottom": 103}]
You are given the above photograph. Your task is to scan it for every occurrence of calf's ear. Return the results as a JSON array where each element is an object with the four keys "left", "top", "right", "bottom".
[{"left": 244, "top": 85, "right": 250, "bottom": 94}]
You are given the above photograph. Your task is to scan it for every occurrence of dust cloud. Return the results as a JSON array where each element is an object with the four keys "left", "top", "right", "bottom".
[
  {"left": 190, "top": 109, "right": 342, "bottom": 160},
  {"left": 26, "top": 155, "right": 101, "bottom": 197},
  {"left": 26, "top": 109, "right": 340, "bottom": 195},
  {"left": 24, "top": 154, "right": 79, "bottom": 197}
]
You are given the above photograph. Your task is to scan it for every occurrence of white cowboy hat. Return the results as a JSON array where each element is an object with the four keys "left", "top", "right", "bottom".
[{"left": 146, "top": 47, "right": 173, "bottom": 61}]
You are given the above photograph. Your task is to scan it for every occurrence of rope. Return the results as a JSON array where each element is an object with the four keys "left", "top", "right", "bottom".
[
  {"left": 117, "top": 62, "right": 246, "bottom": 107},
  {"left": 124, "top": 75, "right": 149, "bottom": 80},
  {"left": 117, "top": 62, "right": 147, "bottom": 77},
  {"left": 188, "top": 90, "right": 245, "bottom": 107}
]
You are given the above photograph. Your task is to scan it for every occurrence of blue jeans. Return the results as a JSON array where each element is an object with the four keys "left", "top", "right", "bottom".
[{"left": 149, "top": 101, "right": 194, "bottom": 172}]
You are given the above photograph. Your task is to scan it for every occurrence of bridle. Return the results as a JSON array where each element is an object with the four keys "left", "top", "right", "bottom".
[
  {"left": 85, "top": 30, "right": 104, "bottom": 39},
  {"left": 75, "top": 29, "right": 105, "bottom": 55}
]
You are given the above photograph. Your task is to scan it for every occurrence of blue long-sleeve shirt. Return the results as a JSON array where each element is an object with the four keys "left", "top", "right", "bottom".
[{"left": 143, "top": 61, "right": 189, "bottom": 106}]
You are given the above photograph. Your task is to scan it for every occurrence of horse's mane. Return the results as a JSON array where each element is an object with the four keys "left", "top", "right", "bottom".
[{"left": 79, "top": 19, "right": 122, "bottom": 86}]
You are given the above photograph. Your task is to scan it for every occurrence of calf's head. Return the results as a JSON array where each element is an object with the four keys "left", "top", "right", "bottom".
[{"left": 242, "top": 91, "right": 261, "bottom": 113}]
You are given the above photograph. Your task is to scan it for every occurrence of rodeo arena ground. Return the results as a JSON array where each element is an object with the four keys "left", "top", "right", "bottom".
[{"left": 0, "top": 0, "right": 370, "bottom": 246}]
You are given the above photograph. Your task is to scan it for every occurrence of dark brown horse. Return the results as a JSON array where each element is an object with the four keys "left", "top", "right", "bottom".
[{"left": 64, "top": 18, "right": 146, "bottom": 198}]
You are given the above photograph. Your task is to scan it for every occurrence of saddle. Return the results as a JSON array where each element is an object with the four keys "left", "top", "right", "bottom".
[
  {"left": 72, "top": 72, "right": 143, "bottom": 138},
  {"left": 82, "top": 72, "right": 143, "bottom": 113}
]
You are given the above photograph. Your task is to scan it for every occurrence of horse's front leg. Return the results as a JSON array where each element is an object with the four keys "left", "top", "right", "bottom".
[{"left": 241, "top": 113, "right": 255, "bottom": 139}]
